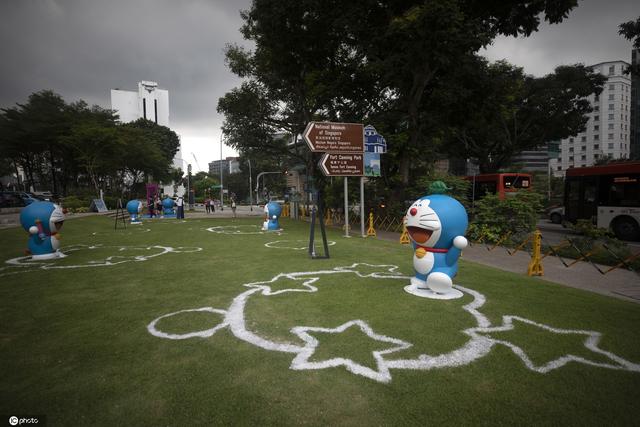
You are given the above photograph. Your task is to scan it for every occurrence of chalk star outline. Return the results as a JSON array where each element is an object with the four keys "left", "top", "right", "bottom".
[
  {"left": 244, "top": 274, "right": 321, "bottom": 296},
  {"left": 332, "top": 263, "right": 408, "bottom": 279},
  {"left": 468, "top": 315, "right": 640, "bottom": 373},
  {"left": 290, "top": 320, "right": 412, "bottom": 383}
]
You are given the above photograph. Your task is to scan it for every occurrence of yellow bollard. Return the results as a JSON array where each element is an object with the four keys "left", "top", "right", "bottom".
[
  {"left": 527, "top": 230, "right": 544, "bottom": 276},
  {"left": 367, "top": 212, "right": 377, "bottom": 237},
  {"left": 400, "top": 222, "right": 410, "bottom": 244}
]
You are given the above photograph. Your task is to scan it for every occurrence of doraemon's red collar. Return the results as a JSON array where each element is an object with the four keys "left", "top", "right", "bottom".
[{"left": 417, "top": 245, "right": 448, "bottom": 253}]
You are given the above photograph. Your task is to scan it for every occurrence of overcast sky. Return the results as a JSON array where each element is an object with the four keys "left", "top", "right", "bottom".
[{"left": 0, "top": 0, "right": 637, "bottom": 173}]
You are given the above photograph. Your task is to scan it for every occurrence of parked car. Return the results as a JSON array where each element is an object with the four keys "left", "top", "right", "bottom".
[
  {"left": 0, "top": 191, "right": 27, "bottom": 208},
  {"left": 19, "top": 192, "right": 42, "bottom": 205},
  {"left": 548, "top": 206, "right": 565, "bottom": 224},
  {"left": 33, "top": 191, "right": 54, "bottom": 201}
]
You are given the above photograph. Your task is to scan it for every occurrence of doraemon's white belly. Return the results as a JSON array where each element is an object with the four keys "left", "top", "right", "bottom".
[{"left": 413, "top": 251, "right": 434, "bottom": 274}]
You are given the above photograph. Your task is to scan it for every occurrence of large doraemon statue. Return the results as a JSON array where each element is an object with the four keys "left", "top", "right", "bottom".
[
  {"left": 403, "top": 182, "right": 468, "bottom": 299},
  {"left": 126, "top": 199, "right": 143, "bottom": 224},
  {"left": 20, "top": 201, "right": 66, "bottom": 260},
  {"left": 262, "top": 201, "right": 282, "bottom": 231},
  {"left": 162, "top": 197, "right": 176, "bottom": 217}
]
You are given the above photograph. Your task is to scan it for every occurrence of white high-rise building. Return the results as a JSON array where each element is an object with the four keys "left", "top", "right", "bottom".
[
  {"left": 550, "top": 61, "right": 631, "bottom": 177},
  {"left": 111, "top": 81, "right": 184, "bottom": 195}
]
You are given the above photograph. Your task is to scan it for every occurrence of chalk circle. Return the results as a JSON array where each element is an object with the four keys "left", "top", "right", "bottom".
[
  {"left": 147, "top": 307, "right": 229, "bottom": 340},
  {"left": 404, "top": 282, "right": 464, "bottom": 300},
  {"left": 206, "top": 225, "right": 282, "bottom": 235},
  {"left": 264, "top": 240, "right": 336, "bottom": 250}
]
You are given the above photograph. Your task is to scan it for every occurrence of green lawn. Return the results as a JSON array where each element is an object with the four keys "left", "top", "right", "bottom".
[{"left": 1, "top": 215, "right": 639, "bottom": 426}]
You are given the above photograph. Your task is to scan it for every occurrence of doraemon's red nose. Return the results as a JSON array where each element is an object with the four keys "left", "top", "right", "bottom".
[{"left": 409, "top": 208, "right": 417, "bottom": 216}]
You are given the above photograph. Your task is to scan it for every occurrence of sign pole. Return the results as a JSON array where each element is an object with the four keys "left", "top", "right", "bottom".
[
  {"left": 360, "top": 177, "right": 365, "bottom": 237},
  {"left": 344, "top": 177, "right": 350, "bottom": 238}
]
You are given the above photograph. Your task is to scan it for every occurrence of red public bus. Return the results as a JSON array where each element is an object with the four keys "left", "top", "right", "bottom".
[
  {"left": 464, "top": 173, "right": 532, "bottom": 202},
  {"left": 564, "top": 162, "right": 640, "bottom": 241}
]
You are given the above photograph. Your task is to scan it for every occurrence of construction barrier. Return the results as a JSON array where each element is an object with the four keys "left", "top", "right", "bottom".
[{"left": 366, "top": 212, "right": 376, "bottom": 237}]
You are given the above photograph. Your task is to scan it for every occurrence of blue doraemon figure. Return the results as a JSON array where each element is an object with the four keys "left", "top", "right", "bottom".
[
  {"left": 262, "top": 201, "right": 282, "bottom": 231},
  {"left": 162, "top": 197, "right": 176, "bottom": 217},
  {"left": 404, "top": 182, "right": 468, "bottom": 299},
  {"left": 20, "top": 201, "right": 66, "bottom": 260},
  {"left": 126, "top": 199, "right": 143, "bottom": 224}
]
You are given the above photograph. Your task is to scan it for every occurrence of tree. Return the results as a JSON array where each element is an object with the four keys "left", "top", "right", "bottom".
[
  {"left": 619, "top": 16, "right": 640, "bottom": 76},
  {"left": 443, "top": 58, "right": 605, "bottom": 172},
  {"left": 218, "top": 0, "right": 582, "bottom": 200}
]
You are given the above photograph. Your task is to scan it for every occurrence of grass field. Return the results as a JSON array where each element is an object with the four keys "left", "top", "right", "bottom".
[{"left": 1, "top": 215, "right": 639, "bottom": 426}]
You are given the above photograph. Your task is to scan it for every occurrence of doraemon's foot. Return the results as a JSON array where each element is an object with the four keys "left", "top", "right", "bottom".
[
  {"left": 426, "top": 272, "right": 453, "bottom": 294},
  {"left": 410, "top": 276, "right": 428, "bottom": 290}
]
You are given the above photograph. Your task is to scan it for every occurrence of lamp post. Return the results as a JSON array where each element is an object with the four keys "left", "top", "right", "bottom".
[
  {"left": 248, "top": 159, "right": 253, "bottom": 211},
  {"left": 255, "top": 171, "right": 282, "bottom": 204},
  {"left": 219, "top": 133, "right": 224, "bottom": 211}
]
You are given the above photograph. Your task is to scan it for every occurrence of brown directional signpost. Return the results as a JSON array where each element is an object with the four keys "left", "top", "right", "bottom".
[
  {"left": 319, "top": 153, "right": 364, "bottom": 176},
  {"left": 304, "top": 122, "right": 364, "bottom": 153}
]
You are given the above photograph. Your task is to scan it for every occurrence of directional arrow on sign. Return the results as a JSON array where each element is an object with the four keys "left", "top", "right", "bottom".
[
  {"left": 304, "top": 122, "right": 364, "bottom": 153},
  {"left": 319, "top": 153, "right": 364, "bottom": 176}
]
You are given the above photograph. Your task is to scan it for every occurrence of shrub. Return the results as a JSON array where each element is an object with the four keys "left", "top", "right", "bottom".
[
  {"left": 469, "top": 192, "right": 543, "bottom": 243},
  {"left": 60, "top": 196, "right": 86, "bottom": 210}
]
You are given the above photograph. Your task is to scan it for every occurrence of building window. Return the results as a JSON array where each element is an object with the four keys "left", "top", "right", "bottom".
[
  {"left": 594, "top": 125, "right": 599, "bottom": 131},
  {"left": 608, "top": 114, "right": 614, "bottom": 120},
  {"left": 142, "top": 98, "right": 147, "bottom": 120},
  {"left": 594, "top": 115, "right": 599, "bottom": 121},
  {"left": 594, "top": 144, "right": 599, "bottom": 149},
  {"left": 557, "top": 166, "right": 562, "bottom": 171},
  {"left": 594, "top": 94, "right": 599, "bottom": 101},
  {"left": 581, "top": 146, "right": 586, "bottom": 151},
  {"left": 609, "top": 94, "right": 614, "bottom": 100},
  {"left": 569, "top": 137, "right": 574, "bottom": 143},
  {"left": 608, "top": 143, "right": 614, "bottom": 149},
  {"left": 609, "top": 83, "right": 615, "bottom": 90},
  {"left": 569, "top": 156, "right": 574, "bottom": 161},
  {"left": 594, "top": 106, "right": 599, "bottom": 111},
  {"left": 569, "top": 147, "right": 574, "bottom": 152},
  {"left": 609, "top": 104, "right": 614, "bottom": 110},
  {"left": 608, "top": 65, "right": 615, "bottom": 75},
  {"left": 608, "top": 133, "right": 614, "bottom": 139},
  {"left": 154, "top": 99, "right": 158, "bottom": 124},
  {"left": 581, "top": 155, "right": 586, "bottom": 160},
  {"left": 595, "top": 154, "right": 600, "bottom": 159},
  {"left": 608, "top": 123, "right": 614, "bottom": 130},
  {"left": 581, "top": 136, "right": 586, "bottom": 142},
  {"left": 594, "top": 135, "right": 599, "bottom": 141}
]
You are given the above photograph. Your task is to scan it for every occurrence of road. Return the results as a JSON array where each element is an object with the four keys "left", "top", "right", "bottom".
[{"left": 537, "top": 220, "right": 640, "bottom": 254}]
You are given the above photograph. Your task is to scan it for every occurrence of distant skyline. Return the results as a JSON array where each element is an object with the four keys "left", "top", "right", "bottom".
[{"left": 0, "top": 0, "right": 637, "bottom": 172}]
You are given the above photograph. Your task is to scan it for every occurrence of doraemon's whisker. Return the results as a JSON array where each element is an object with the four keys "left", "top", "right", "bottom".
[{"left": 420, "top": 213, "right": 436, "bottom": 217}]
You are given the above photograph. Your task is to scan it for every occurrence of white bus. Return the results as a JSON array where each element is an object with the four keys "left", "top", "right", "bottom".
[{"left": 564, "top": 162, "right": 640, "bottom": 241}]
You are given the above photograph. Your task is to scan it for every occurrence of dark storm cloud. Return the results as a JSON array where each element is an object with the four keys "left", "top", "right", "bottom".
[
  {"left": 0, "top": 0, "right": 252, "bottom": 129},
  {"left": 483, "top": 0, "right": 639, "bottom": 76}
]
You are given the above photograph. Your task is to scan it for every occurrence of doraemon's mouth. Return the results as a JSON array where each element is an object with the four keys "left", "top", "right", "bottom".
[
  {"left": 54, "top": 221, "right": 64, "bottom": 231},
  {"left": 407, "top": 226, "right": 432, "bottom": 244}
]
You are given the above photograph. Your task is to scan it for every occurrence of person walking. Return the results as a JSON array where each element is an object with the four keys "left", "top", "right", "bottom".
[
  {"left": 210, "top": 198, "right": 216, "bottom": 213},
  {"left": 205, "top": 197, "right": 211, "bottom": 214},
  {"left": 154, "top": 194, "right": 162, "bottom": 218},
  {"left": 175, "top": 195, "right": 185, "bottom": 219},
  {"left": 231, "top": 198, "right": 237, "bottom": 218}
]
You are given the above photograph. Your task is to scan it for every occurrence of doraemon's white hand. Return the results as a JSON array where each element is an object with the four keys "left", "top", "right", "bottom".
[
  {"left": 453, "top": 236, "right": 468, "bottom": 249},
  {"left": 29, "top": 226, "right": 38, "bottom": 235}
]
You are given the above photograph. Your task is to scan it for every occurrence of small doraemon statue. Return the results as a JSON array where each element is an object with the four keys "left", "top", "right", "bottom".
[
  {"left": 162, "top": 197, "right": 176, "bottom": 217},
  {"left": 20, "top": 201, "right": 66, "bottom": 260},
  {"left": 262, "top": 201, "right": 282, "bottom": 231},
  {"left": 404, "top": 182, "right": 468, "bottom": 299},
  {"left": 126, "top": 199, "right": 143, "bottom": 224}
]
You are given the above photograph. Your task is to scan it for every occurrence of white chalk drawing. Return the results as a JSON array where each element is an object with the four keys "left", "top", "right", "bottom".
[
  {"left": 265, "top": 240, "right": 336, "bottom": 250},
  {"left": 467, "top": 315, "right": 640, "bottom": 373},
  {"left": 0, "top": 244, "right": 202, "bottom": 277},
  {"left": 147, "top": 263, "right": 640, "bottom": 383},
  {"left": 206, "top": 225, "right": 283, "bottom": 235},
  {"left": 291, "top": 320, "right": 412, "bottom": 382}
]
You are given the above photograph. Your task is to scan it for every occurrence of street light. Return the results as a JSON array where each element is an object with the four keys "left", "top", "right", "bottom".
[
  {"left": 255, "top": 171, "right": 282, "bottom": 204},
  {"left": 248, "top": 159, "right": 253, "bottom": 211},
  {"left": 219, "top": 133, "right": 224, "bottom": 211}
]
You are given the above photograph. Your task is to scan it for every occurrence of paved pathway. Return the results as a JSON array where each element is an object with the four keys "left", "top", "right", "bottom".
[{"left": 374, "top": 230, "right": 640, "bottom": 304}]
